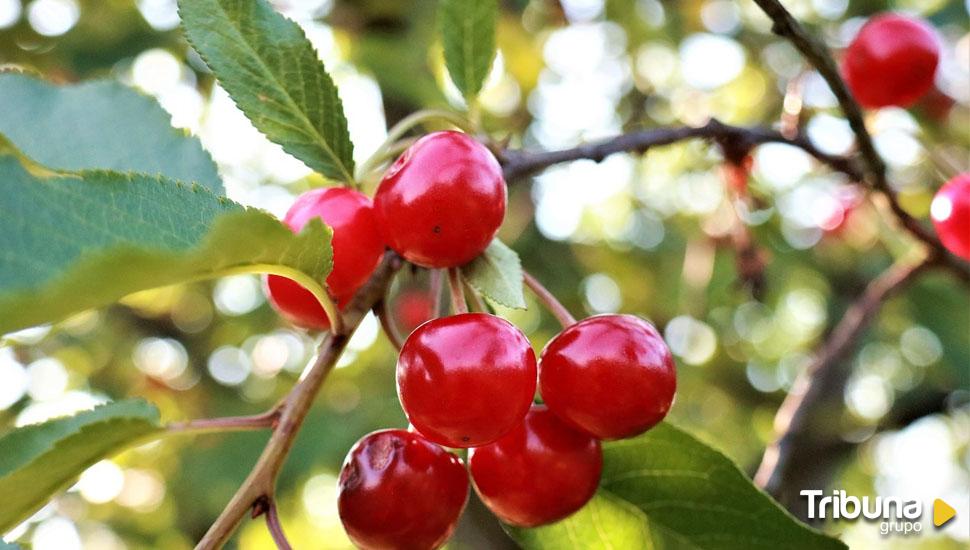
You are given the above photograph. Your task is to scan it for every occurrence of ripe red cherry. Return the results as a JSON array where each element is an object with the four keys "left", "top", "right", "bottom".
[
  {"left": 842, "top": 13, "right": 940, "bottom": 109},
  {"left": 931, "top": 173, "right": 970, "bottom": 260},
  {"left": 266, "top": 188, "right": 385, "bottom": 330},
  {"left": 374, "top": 131, "right": 506, "bottom": 268},
  {"left": 539, "top": 314, "right": 676, "bottom": 440},
  {"left": 397, "top": 313, "right": 537, "bottom": 447},
  {"left": 337, "top": 429, "right": 469, "bottom": 550},
  {"left": 469, "top": 404, "right": 602, "bottom": 527}
]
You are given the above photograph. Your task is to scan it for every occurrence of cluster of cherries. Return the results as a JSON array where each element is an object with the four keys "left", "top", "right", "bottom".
[
  {"left": 259, "top": 13, "right": 970, "bottom": 548},
  {"left": 263, "top": 131, "right": 676, "bottom": 549},
  {"left": 840, "top": 13, "right": 970, "bottom": 261}
]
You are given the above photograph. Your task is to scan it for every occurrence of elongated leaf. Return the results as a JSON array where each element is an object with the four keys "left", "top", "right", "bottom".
[
  {"left": 178, "top": 0, "right": 355, "bottom": 182},
  {"left": 508, "top": 423, "right": 846, "bottom": 550},
  {"left": 0, "top": 400, "right": 162, "bottom": 531},
  {"left": 462, "top": 239, "right": 526, "bottom": 309},
  {"left": 439, "top": 0, "right": 498, "bottom": 100},
  {"left": 0, "top": 72, "right": 222, "bottom": 195},
  {"left": 0, "top": 154, "right": 332, "bottom": 334}
]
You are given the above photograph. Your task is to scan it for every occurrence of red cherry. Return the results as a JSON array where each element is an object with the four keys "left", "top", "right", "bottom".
[
  {"left": 842, "top": 14, "right": 940, "bottom": 109},
  {"left": 337, "top": 429, "right": 469, "bottom": 550},
  {"left": 931, "top": 173, "right": 970, "bottom": 260},
  {"left": 374, "top": 131, "right": 507, "bottom": 268},
  {"left": 397, "top": 313, "right": 537, "bottom": 448},
  {"left": 266, "top": 188, "right": 385, "bottom": 330},
  {"left": 469, "top": 404, "right": 602, "bottom": 527},
  {"left": 539, "top": 314, "right": 676, "bottom": 440}
]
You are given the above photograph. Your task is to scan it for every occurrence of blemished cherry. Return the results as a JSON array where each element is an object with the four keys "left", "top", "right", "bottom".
[
  {"left": 931, "top": 173, "right": 970, "bottom": 260},
  {"left": 374, "top": 131, "right": 506, "bottom": 268},
  {"left": 337, "top": 429, "right": 469, "bottom": 550},
  {"left": 469, "top": 404, "right": 602, "bottom": 527},
  {"left": 842, "top": 13, "right": 940, "bottom": 109},
  {"left": 397, "top": 313, "right": 537, "bottom": 448},
  {"left": 539, "top": 314, "right": 676, "bottom": 440},
  {"left": 266, "top": 188, "right": 385, "bottom": 330}
]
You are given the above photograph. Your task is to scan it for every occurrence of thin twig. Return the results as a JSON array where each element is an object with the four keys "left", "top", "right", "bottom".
[
  {"left": 754, "top": 257, "right": 932, "bottom": 502},
  {"left": 522, "top": 271, "right": 576, "bottom": 328},
  {"left": 196, "top": 253, "right": 402, "bottom": 549},
  {"left": 447, "top": 267, "right": 468, "bottom": 314},
  {"left": 501, "top": 118, "right": 863, "bottom": 182},
  {"left": 259, "top": 498, "right": 292, "bottom": 550}
]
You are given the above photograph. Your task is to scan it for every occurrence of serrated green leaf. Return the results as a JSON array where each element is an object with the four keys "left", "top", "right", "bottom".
[
  {"left": 0, "top": 154, "right": 332, "bottom": 334},
  {"left": 178, "top": 0, "right": 355, "bottom": 182},
  {"left": 439, "top": 0, "right": 497, "bottom": 100},
  {"left": 508, "top": 423, "right": 846, "bottom": 550},
  {"left": 461, "top": 239, "right": 526, "bottom": 309},
  {"left": 0, "top": 400, "right": 162, "bottom": 532},
  {"left": 0, "top": 72, "right": 222, "bottom": 195}
]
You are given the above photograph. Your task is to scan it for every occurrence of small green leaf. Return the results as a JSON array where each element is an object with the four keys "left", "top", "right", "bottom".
[
  {"left": 462, "top": 239, "right": 526, "bottom": 309},
  {"left": 0, "top": 72, "right": 222, "bottom": 195},
  {"left": 506, "top": 492, "right": 653, "bottom": 549},
  {"left": 508, "top": 423, "right": 846, "bottom": 550},
  {"left": 0, "top": 400, "right": 162, "bottom": 531},
  {"left": 0, "top": 153, "right": 332, "bottom": 334},
  {"left": 439, "top": 0, "right": 497, "bottom": 100},
  {"left": 178, "top": 0, "right": 355, "bottom": 182}
]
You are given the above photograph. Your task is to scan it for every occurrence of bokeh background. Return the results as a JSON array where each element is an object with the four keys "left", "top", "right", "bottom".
[{"left": 1, "top": 0, "right": 968, "bottom": 548}]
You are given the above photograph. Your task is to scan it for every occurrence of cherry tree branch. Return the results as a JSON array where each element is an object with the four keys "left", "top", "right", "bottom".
[
  {"left": 501, "top": 118, "right": 863, "bottom": 182},
  {"left": 753, "top": 257, "right": 932, "bottom": 508},
  {"left": 258, "top": 498, "right": 292, "bottom": 550},
  {"left": 196, "top": 252, "right": 402, "bottom": 549}
]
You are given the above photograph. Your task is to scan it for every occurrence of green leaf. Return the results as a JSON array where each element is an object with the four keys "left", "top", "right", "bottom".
[
  {"left": 0, "top": 72, "right": 222, "bottom": 195},
  {"left": 506, "top": 492, "right": 653, "bottom": 549},
  {"left": 439, "top": 0, "right": 498, "bottom": 100},
  {"left": 461, "top": 239, "right": 526, "bottom": 309},
  {"left": 178, "top": 0, "right": 355, "bottom": 182},
  {"left": 0, "top": 400, "right": 162, "bottom": 532},
  {"left": 508, "top": 423, "right": 846, "bottom": 550},
  {"left": 0, "top": 154, "right": 332, "bottom": 334}
]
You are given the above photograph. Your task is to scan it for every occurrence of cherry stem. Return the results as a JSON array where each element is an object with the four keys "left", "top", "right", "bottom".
[
  {"left": 447, "top": 268, "right": 468, "bottom": 314},
  {"left": 463, "top": 279, "right": 489, "bottom": 313},
  {"left": 430, "top": 269, "right": 445, "bottom": 318},
  {"left": 167, "top": 410, "right": 278, "bottom": 435},
  {"left": 522, "top": 271, "right": 576, "bottom": 328},
  {"left": 260, "top": 498, "right": 292, "bottom": 550},
  {"left": 374, "top": 298, "right": 404, "bottom": 351},
  {"left": 355, "top": 109, "right": 472, "bottom": 180}
]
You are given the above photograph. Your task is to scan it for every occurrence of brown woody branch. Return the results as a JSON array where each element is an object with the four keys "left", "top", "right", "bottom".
[
  {"left": 196, "top": 252, "right": 402, "bottom": 549},
  {"left": 501, "top": 118, "right": 863, "bottom": 182},
  {"left": 753, "top": 258, "right": 932, "bottom": 511}
]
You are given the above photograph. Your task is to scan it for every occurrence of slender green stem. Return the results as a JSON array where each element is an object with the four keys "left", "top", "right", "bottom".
[
  {"left": 447, "top": 268, "right": 468, "bottom": 314},
  {"left": 430, "top": 269, "right": 445, "bottom": 318},
  {"left": 522, "top": 271, "right": 576, "bottom": 328},
  {"left": 167, "top": 411, "right": 278, "bottom": 435},
  {"left": 355, "top": 109, "right": 473, "bottom": 180}
]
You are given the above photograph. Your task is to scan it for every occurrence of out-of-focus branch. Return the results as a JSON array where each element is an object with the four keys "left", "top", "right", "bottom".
[
  {"left": 750, "top": 0, "right": 969, "bottom": 281},
  {"left": 754, "top": 258, "right": 932, "bottom": 511},
  {"left": 196, "top": 252, "right": 403, "bottom": 549},
  {"left": 501, "top": 118, "right": 863, "bottom": 182}
]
